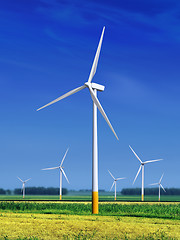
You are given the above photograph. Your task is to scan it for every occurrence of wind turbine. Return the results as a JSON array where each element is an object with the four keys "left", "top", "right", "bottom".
[
  {"left": 41, "top": 148, "right": 70, "bottom": 200},
  {"left": 149, "top": 173, "right": 166, "bottom": 201},
  {"left": 17, "top": 177, "right": 31, "bottom": 199},
  {"left": 129, "top": 145, "right": 163, "bottom": 201},
  {"left": 108, "top": 170, "right": 125, "bottom": 200},
  {"left": 37, "top": 27, "right": 119, "bottom": 214}
]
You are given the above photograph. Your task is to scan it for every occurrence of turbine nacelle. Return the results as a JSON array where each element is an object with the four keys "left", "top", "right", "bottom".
[{"left": 85, "top": 82, "right": 105, "bottom": 92}]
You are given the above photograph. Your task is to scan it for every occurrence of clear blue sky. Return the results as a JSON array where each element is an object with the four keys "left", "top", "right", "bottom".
[{"left": 0, "top": 0, "right": 179, "bottom": 191}]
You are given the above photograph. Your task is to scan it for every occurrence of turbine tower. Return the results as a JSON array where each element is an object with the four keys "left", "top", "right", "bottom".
[
  {"left": 108, "top": 170, "right": 125, "bottom": 200},
  {"left": 129, "top": 145, "right": 163, "bottom": 201},
  {"left": 149, "top": 173, "right": 166, "bottom": 201},
  {"left": 17, "top": 177, "right": 31, "bottom": 199},
  {"left": 41, "top": 148, "right": 70, "bottom": 200},
  {"left": 37, "top": 27, "right": 119, "bottom": 214}
]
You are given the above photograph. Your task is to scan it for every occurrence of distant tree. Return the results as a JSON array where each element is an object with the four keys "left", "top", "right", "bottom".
[
  {"left": 79, "top": 189, "right": 91, "bottom": 192},
  {"left": 121, "top": 188, "right": 141, "bottom": 195},
  {"left": 165, "top": 188, "right": 180, "bottom": 195},
  {"left": 99, "top": 189, "right": 105, "bottom": 192},
  {"left": 62, "top": 188, "right": 68, "bottom": 195},
  {"left": 14, "top": 187, "right": 68, "bottom": 195},
  {"left": 0, "top": 188, "right": 6, "bottom": 194},
  {"left": 6, "top": 189, "right": 12, "bottom": 195},
  {"left": 14, "top": 188, "right": 21, "bottom": 195},
  {"left": 121, "top": 188, "right": 180, "bottom": 195}
]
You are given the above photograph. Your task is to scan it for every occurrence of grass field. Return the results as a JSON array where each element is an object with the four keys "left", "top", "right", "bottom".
[
  {"left": 0, "top": 200, "right": 179, "bottom": 239},
  {"left": 0, "top": 195, "right": 179, "bottom": 201}
]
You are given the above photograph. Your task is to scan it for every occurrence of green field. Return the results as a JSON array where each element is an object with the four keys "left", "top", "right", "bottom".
[
  {"left": 0, "top": 194, "right": 179, "bottom": 239},
  {"left": 0, "top": 194, "right": 179, "bottom": 201},
  {"left": 0, "top": 201, "right": 179, "bottom": 219},
  {"left": 0, "top": 201, "right": 179, "bottom": 239}
]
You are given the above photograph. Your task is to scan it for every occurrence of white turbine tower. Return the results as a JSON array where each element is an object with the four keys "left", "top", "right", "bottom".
[
  {"left": 37, "top": 27, "right": 119, "bottom": 214},
  {"left": 41, "top": 148, "right": 70, "bottom": 200},
  {"left": 17, "top": 177, "right": 31, "bottom": 199},
  {"left": 129, "top": 145, "right": 163, "bottom": 201},
  {"left": 108, "top": 170, "right": 125, "bottom": 200},
  {"left": 149, "top": 173, "right": 166, "bottom": 201}
]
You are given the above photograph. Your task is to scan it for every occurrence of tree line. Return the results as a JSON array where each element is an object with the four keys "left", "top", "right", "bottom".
[
  {"left": 0, "top": 187, "right": 68, "bottom": 195},
  {"left": 0, "top": 187, "right": 180, "bottom": 195},
  {"left": 0, "top": 189, "right": 11, "bottom": 195},
  {"left": 121, "top": 188, "right": 180, "bottom": 195}
]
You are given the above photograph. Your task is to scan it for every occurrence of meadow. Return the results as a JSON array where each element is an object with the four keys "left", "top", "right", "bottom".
[
  {"left": 0, "top": 198, "right": 179, "bottom": 239},
  {"left": 0, "top": 194, "right": 179, "bottom": 202}
]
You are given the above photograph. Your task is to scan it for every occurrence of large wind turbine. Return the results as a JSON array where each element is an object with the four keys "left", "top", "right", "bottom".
[
  {"left": 108, "top": 170, "right": 125, "bottom": 200},
  {"left": 37, "top": 27, "right": 119, "bottom": 214},
  {"left": 41, "top": 148, "right": 70, "bottom": 200},
  {"left": 149, "top": 173, "right": 166, "bottom": 201},
  {"left": 129, "top": 145, "right": 163, "bottom": 201},
  {"left": 17, "top": 177, "right": 31, "bottom": 199}
]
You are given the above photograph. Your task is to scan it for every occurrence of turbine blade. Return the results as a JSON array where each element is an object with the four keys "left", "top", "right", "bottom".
[
  {"left": 37, "top": 85, "right": 86, "bottom": 111},
  {"left": 88, "top": 85, "right": 119, "bottom": 140},
  {"left": 133, "top": 165, "right": 142, "bottom": 185},
  {"left": 24, "top": 178, "right": 31, "bottom": 183},
  {"left": 129, "top": 145, "right": 142, "bottom": 163},
  {"left": 110, "top": 181, "right": 115, "bottom": 191},
  {"left": 41, "top": 166, "right": 59, "bottom": 170},
  {"left": 60, "top": 148, "right": 69, "bottom": 167},
  {"left": 116, "top": 177, "right": 126, "bottom": 181},
  {"left": 88, "top": 27, "right": 105, "bottom": 83},
  {"left": 61, "top": 168, "right": 70, "bottom": 184},
  {"left": 149, "top": 183, "right": 158, "bottom": 186},
  {"left": 144, "top": 159, "right": 163, "bottom": 164},
  {"left": 108, "top": 170, "right": 115, "bottom": 180},
  {"left": 17, "top": 177, "right": 23, "bottom": 182},
  {"left": 160, "top": 184, "right": 166, "bottom": 192},
  {"left": 159, "top": 173, "right": 164, "bottom": 183}
]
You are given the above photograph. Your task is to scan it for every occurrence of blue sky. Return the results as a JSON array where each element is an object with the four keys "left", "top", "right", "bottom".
[{"left": 0, "top": 0, "right": 180, "bottom": 191}]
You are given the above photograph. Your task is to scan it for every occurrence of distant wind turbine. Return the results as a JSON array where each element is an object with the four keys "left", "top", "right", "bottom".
[
  {"left": 129, "top": 145, "right": 163, "bottom": 201},
  {"left": 17, "top": 177, "right": 31, "bottom": 199},
  {"left": 41, "top": 148, "right": 70, "bottom": 200},
  {"left": 108, "top": 170, "right": 125, "bottom": 200},
  {"left": 149, "top": 173, "right": 166, "bottom": 201},
  {"left": 37, "top": 27, "right": 119, "bottom": 214}
]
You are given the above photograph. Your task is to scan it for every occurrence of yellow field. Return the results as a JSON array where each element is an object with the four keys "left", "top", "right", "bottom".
[{"left": 0, "top": 211, "right": 179, "bottom": 239}]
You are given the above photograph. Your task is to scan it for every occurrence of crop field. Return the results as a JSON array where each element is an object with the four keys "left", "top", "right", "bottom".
[
  {"left": 0, "top": 195, "right": 180, "bottom": 202},
  {"left": 0, "top": 200, "right": 179, "bottom": 239}
]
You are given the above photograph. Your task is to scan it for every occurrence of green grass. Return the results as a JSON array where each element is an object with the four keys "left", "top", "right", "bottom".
[
  {"left": 0, "top": 201, "right": 179, "bottom": 220},
  {"left": 0, "top": 194, "right": 179, "bottom": 201}
]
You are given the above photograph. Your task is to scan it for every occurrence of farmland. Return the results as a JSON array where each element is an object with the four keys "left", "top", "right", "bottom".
[
  {"left": 0, "top": 200, "right": 179, "bottom": 239},
  {"left": 0, "top": 194, "right": 179, "bottom": 201}
]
